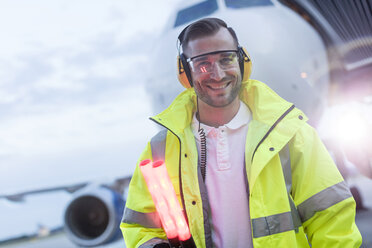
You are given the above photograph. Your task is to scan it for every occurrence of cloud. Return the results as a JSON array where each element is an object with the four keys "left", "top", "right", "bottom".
[{"left": 0, "top": 84, "right": 155, "bottom": 155}]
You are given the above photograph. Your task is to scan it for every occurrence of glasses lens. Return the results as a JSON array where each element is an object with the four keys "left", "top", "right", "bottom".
[{"left": 189, "top": 51, "right": 237, "bottom": 74}]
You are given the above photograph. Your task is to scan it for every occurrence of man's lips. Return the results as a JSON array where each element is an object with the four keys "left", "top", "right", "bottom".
[{"left": 206, "top": 82, "right": 231, "bottom": 90}]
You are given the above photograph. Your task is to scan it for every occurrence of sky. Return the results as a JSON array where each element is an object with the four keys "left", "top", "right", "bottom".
[{"left": 0, "top": 0, "right": 180, "bottom": 194}]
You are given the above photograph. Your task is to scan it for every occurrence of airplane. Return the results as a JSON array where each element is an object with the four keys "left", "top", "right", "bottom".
[{"left": 1, "top": 0, "right": 371, "bottom": 247}]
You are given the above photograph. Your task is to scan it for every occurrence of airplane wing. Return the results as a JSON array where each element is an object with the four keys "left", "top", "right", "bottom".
[
  {"left": 0, "top": 183, "right": 88, "bottom": 202},
  {"left": 0, "top": 176, "right": 131, "bottom": 202}
]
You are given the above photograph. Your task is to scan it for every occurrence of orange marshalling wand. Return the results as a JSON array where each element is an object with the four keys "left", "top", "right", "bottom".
[{"left": 139, "top": 159, "right": 196, "bottom": 248}]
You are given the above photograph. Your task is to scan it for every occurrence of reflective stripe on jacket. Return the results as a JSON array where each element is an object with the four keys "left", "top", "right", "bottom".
[{"left": 120, "top": 79, "right": 362, "bottom": 248}]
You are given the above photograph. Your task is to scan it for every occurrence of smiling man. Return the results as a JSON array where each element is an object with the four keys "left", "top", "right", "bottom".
[
  {"left": 121, "top": 18, "right": 362, "bottom": 248},
  {"left": 186, "top": 27, "right": 242, "bottom": 128}
]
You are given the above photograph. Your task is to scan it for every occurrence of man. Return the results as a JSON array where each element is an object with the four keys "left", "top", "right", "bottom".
[{"left": 121, "top": 18, "right": 362, "bottom": 247}]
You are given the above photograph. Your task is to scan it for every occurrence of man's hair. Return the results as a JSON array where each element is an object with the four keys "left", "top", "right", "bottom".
[{"left": 178, "top": 17, "right": 239, "bottom": 54}]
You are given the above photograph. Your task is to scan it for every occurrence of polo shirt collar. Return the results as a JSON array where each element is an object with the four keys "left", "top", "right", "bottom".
[{"left": 192, "top": 101, "right": 251, "bottom": 136}]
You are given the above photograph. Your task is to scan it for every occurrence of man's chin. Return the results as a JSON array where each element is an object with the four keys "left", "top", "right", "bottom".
[{"left": 205, "top": 97, "right": 237, "bottom": 108}]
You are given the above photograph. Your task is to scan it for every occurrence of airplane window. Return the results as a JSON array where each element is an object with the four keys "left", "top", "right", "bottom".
[
  {"left": 225, "top": 0, "right": 273, "bottom": 8},
  {"left": 174, "top": 0, "right": 218, "bottom": 27}
]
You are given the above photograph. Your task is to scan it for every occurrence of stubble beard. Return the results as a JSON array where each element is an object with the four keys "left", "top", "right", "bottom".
[{"left": 195, "top": 76, "right": 242, "bottom": 108}]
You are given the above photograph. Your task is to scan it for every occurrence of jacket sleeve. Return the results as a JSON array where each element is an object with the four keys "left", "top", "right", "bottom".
[
  {"left": 289, "top": 123, "right": 362, "bottom": 247},
  {"left": 120, "top": 142, "right": 168, "bottom": 248}
]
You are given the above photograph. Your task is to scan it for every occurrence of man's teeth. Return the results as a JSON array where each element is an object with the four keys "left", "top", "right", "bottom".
[{"left": 209, "top": 83, "right": 229, "bottom": 89}]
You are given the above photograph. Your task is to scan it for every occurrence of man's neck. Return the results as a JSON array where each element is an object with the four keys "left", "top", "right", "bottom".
[{"left": 197, "top": 98, "right": 240, "bottom": 128}]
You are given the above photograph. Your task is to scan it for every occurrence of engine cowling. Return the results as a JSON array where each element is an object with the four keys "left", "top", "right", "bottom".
[{"left": 64, "top": 185, "right": 125, "bottom": 247}]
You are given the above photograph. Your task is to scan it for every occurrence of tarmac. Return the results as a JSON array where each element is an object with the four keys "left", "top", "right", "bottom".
[
  {"left": 0, "top": 232, "right": 125, "bottom": 248},
  {"left": 357, "top": 208, "right": 372, "bottom": 248}
]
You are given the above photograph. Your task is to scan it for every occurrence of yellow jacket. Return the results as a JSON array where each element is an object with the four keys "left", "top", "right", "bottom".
[{"left": 121, "top": 79, "right": 362, "bottom": 248}]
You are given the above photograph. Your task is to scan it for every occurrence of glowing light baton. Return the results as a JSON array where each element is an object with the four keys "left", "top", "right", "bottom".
[{"left": 139, "top": 159, "right": 196, "bottom": 248}]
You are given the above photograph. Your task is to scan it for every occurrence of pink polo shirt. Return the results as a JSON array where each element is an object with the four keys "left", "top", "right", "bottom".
[{"left": 192, "top": 101, "right": 253, "bottom": 248}]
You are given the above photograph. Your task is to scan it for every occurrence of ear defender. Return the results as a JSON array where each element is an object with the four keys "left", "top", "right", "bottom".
[
  {"left": 177, "top": 53, "right": 193, "bottom": 88},
  {"left": 238, "top": 46, "right": 252, "bottom": 82}
]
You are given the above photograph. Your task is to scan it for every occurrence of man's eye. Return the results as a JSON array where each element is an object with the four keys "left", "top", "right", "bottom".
[
  {"left": 197, "top": 61, "right": 211, "bottom": 70},
  {"left": 220, "top": 58, "right": 234, "bottom": 65}
]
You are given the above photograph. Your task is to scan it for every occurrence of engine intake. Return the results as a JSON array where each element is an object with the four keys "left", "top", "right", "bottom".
[{"left": 64, "top": 185, "right": 125, "bottom": 247}]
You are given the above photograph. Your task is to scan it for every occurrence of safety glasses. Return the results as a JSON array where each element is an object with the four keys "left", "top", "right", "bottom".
[{"left": 187, "top": 50, "right": 239, "bottom": 74}]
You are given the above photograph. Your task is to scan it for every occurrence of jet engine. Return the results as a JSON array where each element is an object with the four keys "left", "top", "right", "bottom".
[{"left": 64, "top": 185, "right": 125, "bottom": 247}]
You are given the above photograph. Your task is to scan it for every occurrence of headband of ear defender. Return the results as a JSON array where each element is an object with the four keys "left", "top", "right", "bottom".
[{"left": 177, "top": 46, "right": 252, "bottom": 89}]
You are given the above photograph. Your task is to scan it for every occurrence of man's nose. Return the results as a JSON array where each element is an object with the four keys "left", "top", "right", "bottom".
[{"left": 209, "top": 63, "right": 226, "bottom": 81}]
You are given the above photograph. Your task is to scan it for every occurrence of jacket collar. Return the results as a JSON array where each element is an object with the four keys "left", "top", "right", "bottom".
[
  {"left": 150, "top": 79, "right": 309, "bottom": 197},
  {"left": 151, "top": 80, "right": 307, "bottom": 135},
  {"left": 150, "top": 87, "right": 197, "bottom": 135}
]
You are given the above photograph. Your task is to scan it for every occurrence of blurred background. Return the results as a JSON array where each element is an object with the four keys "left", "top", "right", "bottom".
[{"left": 0, "top": 0, "right": 371, "bottom": 247}]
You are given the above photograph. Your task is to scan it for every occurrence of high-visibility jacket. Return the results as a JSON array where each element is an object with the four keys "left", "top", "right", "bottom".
[{"left": 121, "top": 79, "right": 362, "bottom": 248}]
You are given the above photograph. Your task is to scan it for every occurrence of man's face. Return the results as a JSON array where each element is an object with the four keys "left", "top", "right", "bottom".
[{"left": 185, "top": 28, "right": 242, "bottom": 108}]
